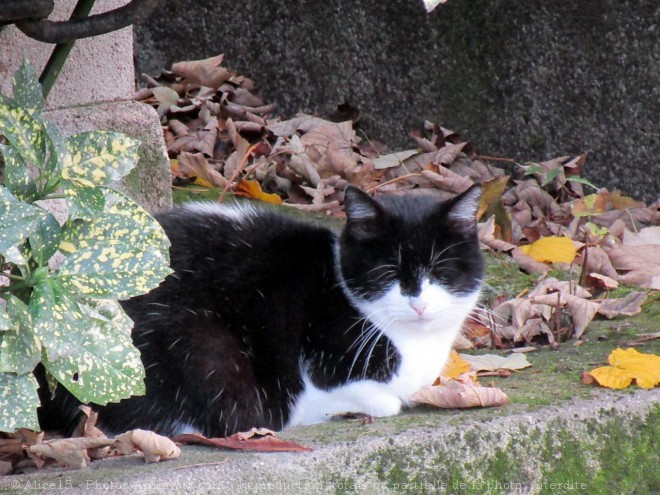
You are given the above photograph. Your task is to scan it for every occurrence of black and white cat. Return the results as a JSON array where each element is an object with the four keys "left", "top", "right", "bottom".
[{"left": 56, "top": 185, "right": 484, "bottom": 437}]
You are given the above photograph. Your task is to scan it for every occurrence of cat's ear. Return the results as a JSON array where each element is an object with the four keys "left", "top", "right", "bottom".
[
  {"left": 447, "top": 185, "right": 482, "bottom": 231},
  {"left": 343, "top": 186, "right": 382, "bottom": 221},
  {"left": 343, "top": 186, "right": 383, "bottom": 238}
]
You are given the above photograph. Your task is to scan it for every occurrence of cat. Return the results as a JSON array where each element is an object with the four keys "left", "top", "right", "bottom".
[{"left": 50, "top": 185, "right": 484, "bottom": 437}]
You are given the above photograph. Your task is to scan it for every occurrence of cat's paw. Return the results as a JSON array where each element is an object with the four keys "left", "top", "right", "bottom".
[{"left": 362, "top": 392, "right": 402, "bottom": 418}]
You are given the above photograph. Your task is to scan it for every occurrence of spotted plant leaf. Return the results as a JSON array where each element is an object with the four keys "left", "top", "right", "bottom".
[
  {"left": 0, "top": 99, "right": 47, "bottom": 168},
  {"left": 0, "top": 372, "right": 40, "bottom": 432},
  {"left": 0, "top": 144, "right": 38, "bottom": 201},
  {"left": 30, "top": 279, "right": 87, "bottom": 361},
  {"left": 41, "top": 119, "right": 68, "bottom": 179},
  {"left": 60, "top": 179, "right": 106, "bottom": 220},
  {"left": 55, "top": 243, "right": 171, "bottom": 299},
  {"left": 60, "top": 188, "right": 170, "bottom": 262},
  {"left": 0, "top": 307, "right": 11, "bottom": 331},
  {"left": 11, "top": 58, "right": 44, "bottom": 116},
  {"left": 0, "top": 297, "right": 41, "bottom": 375},
  {"left": 2, "top": 245, "right": 30, "bottom": 277},
  {"left": 43, "top": 299, "right": 145, "bottom": 405},
  {"left": 62, "top": 132, "right": 140, "bottom": 185},
  {"left": 0, "top": 186, "right": 47, "bottom": 254},
  {"left": 29, "top": 212, "right": 62, "bottom": 266}
]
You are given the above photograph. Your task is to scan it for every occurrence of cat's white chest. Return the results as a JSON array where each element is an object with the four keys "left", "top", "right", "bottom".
[{"left": 287, "top": 281, "right": 478, "bottom": 428}]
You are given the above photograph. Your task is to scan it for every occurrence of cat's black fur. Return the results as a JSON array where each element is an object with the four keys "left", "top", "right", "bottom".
[{"left": 46, "top": 186, "right": 483, "bottom": 437}]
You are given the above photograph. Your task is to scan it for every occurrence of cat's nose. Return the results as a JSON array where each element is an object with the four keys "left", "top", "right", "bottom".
[{"left": 409, "top": 299, "right": 427, "bottom": 316}]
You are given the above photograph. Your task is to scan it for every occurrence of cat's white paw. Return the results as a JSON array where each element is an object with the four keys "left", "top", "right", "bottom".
[{"left": 362, "top": 392, "right": 402, "bottom": 418}]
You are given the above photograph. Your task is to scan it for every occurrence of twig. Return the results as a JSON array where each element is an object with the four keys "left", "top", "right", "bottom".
[
  {"left": 365, "top": 173, "right": 423, "bottom": 193},
  {"left": 218, "top": 142, "right": 262, "bottom": 203},
  {"left": 171, "top": 459, "right": 229, "bottom": 470},
  {"left": 476, "top": 155, "right": 517, "bottom": 164}
]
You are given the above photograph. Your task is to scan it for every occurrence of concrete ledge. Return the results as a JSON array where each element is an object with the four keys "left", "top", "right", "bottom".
[
  {"left": 5, "top": 389, "right": 658, "bottom": 495},
  {"left": 46, "top": 101, "right": 172, "bottom": 214}
]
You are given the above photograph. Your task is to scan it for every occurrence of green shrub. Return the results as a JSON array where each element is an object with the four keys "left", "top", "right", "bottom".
[{"left": 0, "top": 60, "right": 172, "bottom": 432}]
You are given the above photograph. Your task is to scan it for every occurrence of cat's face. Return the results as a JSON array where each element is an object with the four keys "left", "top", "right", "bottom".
[{"left": 338, "top": 186, "right": 483, "bottom": 334}]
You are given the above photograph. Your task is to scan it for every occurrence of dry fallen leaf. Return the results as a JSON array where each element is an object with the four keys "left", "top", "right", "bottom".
[
  {"left": 28, "top": 438, "right": 115, "bottom": 469},
  {"left": 597, "top": 291, "right": 647, "bottom": 319},
  {"left": 459, "top": 353, "right": 532, "bottom": 372},
  {"left": 411, "top": 373, "right": 508, "bottom": 409},
  {"left": 173, "top": 429, "right": 312, "bottom": 452},
  {"left": 115, "top": 429, "right": 181, "bottom": 463},
  {"left": 171, "top": 54, "right": 232, "bottom": 88},
  {"left": 178, "top": 151, "right": 228, "bottom": 188},
  {"left": 584, "top": 348, "right": 660, "bottom": 390}
]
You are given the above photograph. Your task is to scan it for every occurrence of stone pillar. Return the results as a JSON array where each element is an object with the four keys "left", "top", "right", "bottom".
[{"left": 0, "top": 0, "right": 171, "bottom": 213}]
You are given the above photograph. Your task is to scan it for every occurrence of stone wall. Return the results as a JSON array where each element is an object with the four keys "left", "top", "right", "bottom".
[
  {"left": 0, "top": 0, "right": 134, "bottom": 107},
  {"left": 135, "top": 0, "right": 659, "bottom": 202}
]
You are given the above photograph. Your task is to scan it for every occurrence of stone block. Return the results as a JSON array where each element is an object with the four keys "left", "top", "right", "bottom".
[{"left": 46, "top": 101, "right": 172, "bottom": 214}]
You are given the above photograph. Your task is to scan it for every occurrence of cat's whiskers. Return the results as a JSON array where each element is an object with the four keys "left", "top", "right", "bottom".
[
  {"left": 346, "top": 307, "right": 392, "bottom": 379},
  {"left": 429, "top": 240, "right": 473, "bottom": 266},
  {"left": 360, "top": 316, "right": 396, "bottom": 379}
]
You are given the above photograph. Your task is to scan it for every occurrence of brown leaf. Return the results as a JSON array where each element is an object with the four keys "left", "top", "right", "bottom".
[
  {"left": 28, "top": 438, "right": 115, "bottom": 469},
  {"left": 372, "top": 150, "right": 420, "bottom": 170},
  {"left": 115, "top": 429, "right": 180, "bottom": 463},
  {"left": 603, "top": 243, "right": 660, "bottom": 289},
  {"left": 598, "top": 292, "right": 647, "bottom": 319},
  {"left": 178, "top": 151, "right": 227, "bottom": 188},
  {"left": 478, "top": 217, "right": 516, "bottom": 252},
  {"left": 173, "top": 429, "right": 312, "bottom": 452},
  {"left": 511, "top": 247, "right": 549, "bottom": 273},
  {"left": 582, "top": 245, "right": 619, "bottom": 281},
  {"left": 420, "top": 167, "right": 473, "bottom": 195},
  {"left": 171, "top": 54, "right": 232, "bottom": 88},
  {"left": 267, "top": 114, "right": 332, "bottom": 137},
  {"left": 410, "top": 375, "right": 508, "bottom": 409},
  {"left": 299, "top": 121, "right": 359, "bottom": 178}
]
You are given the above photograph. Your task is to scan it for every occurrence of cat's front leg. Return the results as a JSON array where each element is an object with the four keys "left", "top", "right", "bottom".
[{"left": 287, "top": 377, "right": 403, "bottom": 427}]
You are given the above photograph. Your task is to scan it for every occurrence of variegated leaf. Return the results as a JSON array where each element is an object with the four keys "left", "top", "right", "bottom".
[
  {"left": 41, "top": 118, "right": 68, "bottom": 179},
  {"left": 0, "top": 144, "right": 38, "bottom": 201},
  {"left": 43, "top": 299, "right": 145, "bottom": 405},
  {"left": 0, "top": 186, "right": 47, "bottom": 254},
  {"left": 0, "top": 297, "right": 41, "bottom": 374},
  {"left": 0, "top": 99, "right": 47, "bottom": 168},
  {"left": 63, "top": 131, "right": 140, "bottom": 185},
  {"left": 0, "top": 372, "right": 41, "bottom": 433},
  {"left": 29, "top": 212, "right": 62, "bottom": 266},
  {"left": 0, "top": 307, "right": 11, "bottom": 331},
  {"left": 61, "top": 188, "right": 170, "bottom": 262},
  {"left": 30, "top": 279, "right": 86, "bottom": 361},
  {"left": 55, "top": 243, "right": 171, "bottom": 299},
  {"left": 11, "top": 58, "right": 45, "bottom": 115},
  {"left": 61, "top": 178, "right": 106, "bottom": 220}
]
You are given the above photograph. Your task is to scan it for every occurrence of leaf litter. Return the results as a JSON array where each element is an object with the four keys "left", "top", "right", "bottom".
[
  {"left": 134, "top": 53, "right": 659, "bottom": 413},
  {"left": 1, "top": 406, "right": 310, "bottom": 475}
]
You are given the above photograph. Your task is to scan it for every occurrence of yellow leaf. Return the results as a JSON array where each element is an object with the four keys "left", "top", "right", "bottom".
[
  {"left": 586, "top": 348, "right": 660, "bottom": 390},
  {"left": 193, "top": 176, "right": 214, "bottom": 188},
  {"left": 441, "top": 350, "right": 471, "bottom": 379},
  {"left": 608, "top": 348, "right": 660, "bottom": 389},
  {"left": 518, "top": 236, "right": 577, "bottom": 264},
  {"left": 234, "top": 180, "right": 283, "bottom": 205},
  {"left": 588, "top": 366, "right": 634, "bottom": 390}
]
